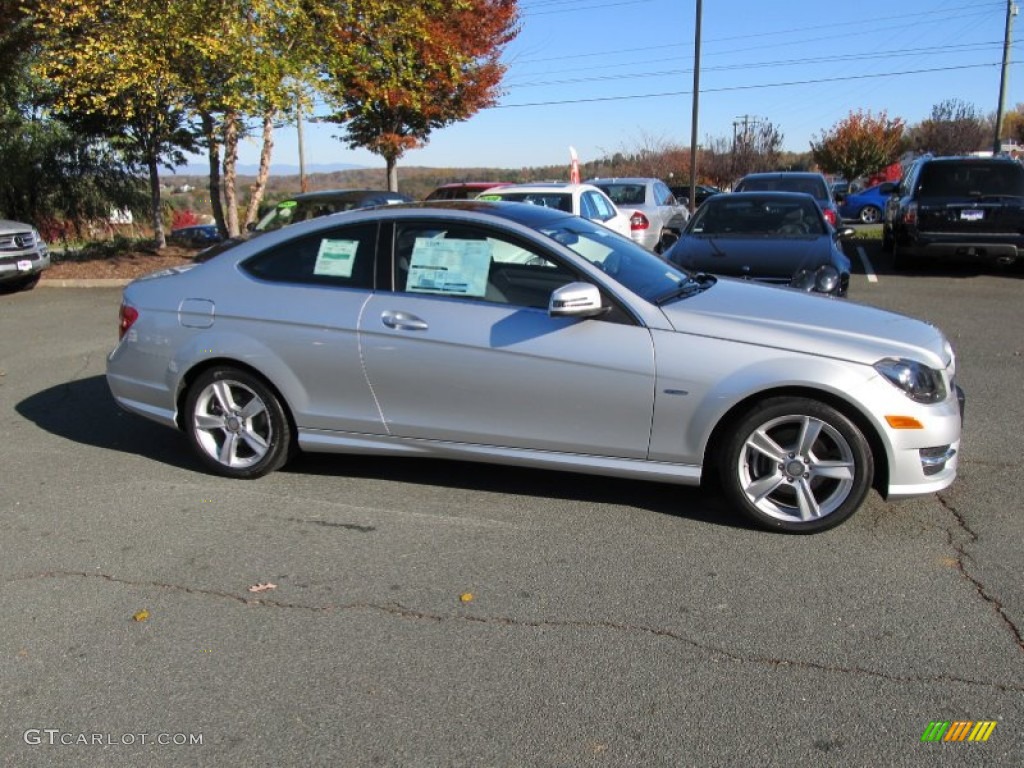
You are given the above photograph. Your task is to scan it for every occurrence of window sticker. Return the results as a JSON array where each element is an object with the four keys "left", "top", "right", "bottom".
[
  {"left": 313, "top": 239, "right": 359, "bottom": 278},
  {"left": 407, "top": 237, "right": 490, "bottom": 297}
]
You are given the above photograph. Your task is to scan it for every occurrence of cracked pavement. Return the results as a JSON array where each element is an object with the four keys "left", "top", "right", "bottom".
[{"left": 1, "top": 280, "right": 1021, "bottom": 767}]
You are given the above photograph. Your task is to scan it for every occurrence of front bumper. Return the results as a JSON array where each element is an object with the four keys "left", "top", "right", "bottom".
[
  {"left": 0, "top": 246, "right": 50, "bottom": 282},
  {"left": 885, "top": 384, "right": 964, "bottom": 499}
]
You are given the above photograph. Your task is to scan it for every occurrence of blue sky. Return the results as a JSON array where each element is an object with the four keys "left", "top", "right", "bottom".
[{"left": 229, "top": 0, "right": 1020, "bottom": 172}]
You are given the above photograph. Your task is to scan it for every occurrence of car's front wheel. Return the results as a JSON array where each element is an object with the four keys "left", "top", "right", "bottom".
[
  {"left": 184, "top": 366, "right": 294, "bottom": 478},
  {"left": 719, "top": 397, "right": 873, "bottom": 533}
]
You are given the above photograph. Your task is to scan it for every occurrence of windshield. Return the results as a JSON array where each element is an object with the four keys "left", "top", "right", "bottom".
[
  {"left": 537, "top": 217, "right": 695, "bottom": 302},
  {"left": 688, "top": 197, "right": 826, "bottom": 236}
]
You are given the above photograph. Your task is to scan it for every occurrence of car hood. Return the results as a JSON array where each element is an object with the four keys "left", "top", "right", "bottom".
[
  {"left": 670, "top": 235, "right": 833, "bottom": 278},
  {"left": 659, "top": 278, "right": 950, "bottom": 368}
]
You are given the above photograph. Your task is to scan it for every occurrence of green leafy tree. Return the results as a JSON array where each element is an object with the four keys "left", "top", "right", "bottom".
[
  {"left": 317, "top": 0, "right": 520, "bottom": 190},
  {"left": 31, "top": 0, "right": 198, "bottom": 247},
  {"left": 810, "top": 110, "right": 905, "bottom": 183},
  {"left": 0, "top": 2, "right": 143, "bottom": 230}
]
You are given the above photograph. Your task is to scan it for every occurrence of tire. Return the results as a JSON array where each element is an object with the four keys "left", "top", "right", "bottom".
[
  {"left": 881, "top": 226, "right": 894, "bottom": 253},
  {"left": 184, "top": 366, "right": 294, "bottom": 478},
  {"left": 891, "top": 242, "right": 914, "bottom": 271},
  {"left": 859, "top": 205, "right": 881, "bottom": 224},
  {"left": 718, "top": 397, "right": 873, "bottom": 533}
]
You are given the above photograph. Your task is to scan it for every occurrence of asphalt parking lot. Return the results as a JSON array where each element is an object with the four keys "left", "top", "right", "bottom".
[{"left": 1, "top": 249, "right": 1022, "bottom": 767}]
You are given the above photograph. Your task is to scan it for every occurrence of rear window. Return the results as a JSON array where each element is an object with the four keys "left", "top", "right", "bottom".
[
  {"left": 593, "top": 184, "right": 646, "bottom": 206},
  {"left": 483, "top": 192, "right": 573, "bottom": 212},
  {"left": 916, "top": 162, "right": 1024, "bottom": 198},
  {"left": 737, "top": 176, "right": 828, "bottom": 201}
]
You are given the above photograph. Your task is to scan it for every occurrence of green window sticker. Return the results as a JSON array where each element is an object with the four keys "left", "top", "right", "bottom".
[{"left": 314, "top": 239, "right": 358, "bottom": 278}]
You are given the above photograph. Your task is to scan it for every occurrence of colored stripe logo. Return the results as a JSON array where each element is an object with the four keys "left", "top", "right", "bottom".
[{"left": 921, "top": 721, "right": 997, "bottom": 742}]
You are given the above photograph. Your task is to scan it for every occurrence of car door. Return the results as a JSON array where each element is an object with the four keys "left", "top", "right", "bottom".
[
  {"left": 357, "top": 219, "right": 657, "bottom": 457},
  {"left": 233, "top": 221, "right": 386, "bottom": 435}
]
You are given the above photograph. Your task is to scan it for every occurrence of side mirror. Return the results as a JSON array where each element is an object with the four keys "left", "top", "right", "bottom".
[{"left": 549, "top": 282, "right": 607, "bottom": 318}]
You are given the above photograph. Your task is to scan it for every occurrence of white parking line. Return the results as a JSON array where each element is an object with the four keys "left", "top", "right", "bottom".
[{"left": 856, "top": 245, "right": 878, "bottom": 283}]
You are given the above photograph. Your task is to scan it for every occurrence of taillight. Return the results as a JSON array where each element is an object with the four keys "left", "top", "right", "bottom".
[
  {"left": 630, "top": 211, "right": 649, "bottom": 231},
  {"left": 902, "top": 202, "right": 918, "bottom": 225},
  {"left": 823, "top": 208, "right": 837, "bottom": 227},
  {"left": 119, "top": 303, "right": 138, "bottom": 340}
]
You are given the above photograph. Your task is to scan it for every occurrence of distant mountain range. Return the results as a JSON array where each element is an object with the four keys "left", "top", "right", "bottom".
[{"left": 168, "top": 162, "right": 366, "bottom": 176}]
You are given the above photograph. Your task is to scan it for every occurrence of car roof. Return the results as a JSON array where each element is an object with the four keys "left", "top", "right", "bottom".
[
  {"left": 587, "top": 177, "right": 657, "bottom": 184},
  {"left": 282, "top": 189, "right": 410, "bottom": 202},
  {"left": 432, "top": 181, "right": 511, "bottom": 190},
  {"left": 703, "top": 191, "right": 821, "bottom": 203},
  {"left": 481, "top": 183, "right": 596, "bottom": 193},
  {"left": 738, "top": 172, "right": 825, "bottom": 180}
]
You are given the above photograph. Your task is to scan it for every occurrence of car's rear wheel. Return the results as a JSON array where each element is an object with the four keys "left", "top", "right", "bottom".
[
  {"left": 859, "top": 205, "right": 881, "bottom": 224},
  {"left": 892, "top": 242, "right": 914, "bottom": 271},
  {"left": 719, "top": 397, "right": 873, "bottom": 533},
  {"left": 184, "top": 366, "right": 293, "bottom": 478}
]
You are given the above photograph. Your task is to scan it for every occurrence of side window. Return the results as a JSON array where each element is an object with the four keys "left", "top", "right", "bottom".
[
  {"left": 655, "top": 182, "right": 671, "bottom": 206},
  {"left": 242, "top": 223, "right": 377, "bottom": 288},
  {"left": 579, "top": 193, "right": 596, "bottom": 220},
  {"left": 393, "top": 221, "right": 576, "bottom": 309},
  {"left": 586, "top": 191, "right": 615, "bottom": 222}
]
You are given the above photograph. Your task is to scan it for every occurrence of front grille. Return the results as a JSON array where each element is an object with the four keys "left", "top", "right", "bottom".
[{"left": 0, "top": 231, "right": 37, "bottom": 251}]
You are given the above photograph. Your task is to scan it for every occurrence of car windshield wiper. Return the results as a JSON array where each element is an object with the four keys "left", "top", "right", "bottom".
[{"left": 653, "top": 274, "right": 713, "bottom": 305}]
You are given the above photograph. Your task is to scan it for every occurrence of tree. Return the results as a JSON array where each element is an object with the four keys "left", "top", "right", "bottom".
[
  {"left": 168, "top": 0, "right": 313, "bottom": 236},
  {"left": 699, "top": 119, "right": 784, "bottom": 188},
  {"left": 31, "top": 0, "right": 199, "bottom": 247},
  {"left": 810, "top": 110, "right": 904, "bottom": 183},
  {"left": 1000, "top": 103, "right": 1024, "bottom": 146},
  {"left": 318, "top": 0, "right": 519, "bottom": 191},
  {"left": 732, "top": 118, "right": 784, "bottom": 178},
  {"left": 907, "top": 99, "right": 991, "bottom": 156},
  {"left": 0, "top": 2, "right": 143, "bottom": 229}
]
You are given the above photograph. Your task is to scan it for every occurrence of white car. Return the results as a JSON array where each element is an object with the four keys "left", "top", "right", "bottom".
[
  {"left": 478, "top": 183, "right": 631, "bottom": 238},
  {"left": 588, "top": 177, "right": 689, "bottom": 252}
]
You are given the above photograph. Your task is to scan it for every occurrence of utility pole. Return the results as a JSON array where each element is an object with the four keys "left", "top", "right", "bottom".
[
  {"left": 297, "top": 101, "right": 309, "bottom": 193},
  {"left": 993, "top": 0, "right": 1017, "bottom": 154},
  {"left": 688, "top": 0, "right": 702, "bottom": 215}
]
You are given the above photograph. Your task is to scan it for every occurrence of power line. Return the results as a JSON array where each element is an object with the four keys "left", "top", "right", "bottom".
[
  {"left": 492, "top": 62, "right": 1015, "bottom": 109},
  {"left": 506, "top": 42, "right": 1003, "bottom": 88}
]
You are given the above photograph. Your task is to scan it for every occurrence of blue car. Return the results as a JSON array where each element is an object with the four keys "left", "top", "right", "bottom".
[{"left": 839, "top": 182, "right": 897, "bottom": 224}]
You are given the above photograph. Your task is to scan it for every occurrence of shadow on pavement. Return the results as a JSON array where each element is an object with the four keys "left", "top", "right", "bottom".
[{"left": 17, "top": 375, "right": 751, "bottom": 532}]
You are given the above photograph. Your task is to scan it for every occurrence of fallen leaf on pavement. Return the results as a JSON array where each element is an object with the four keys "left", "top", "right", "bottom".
[{"left": 132, "top": 609, "right": 150, "bottom": 622}]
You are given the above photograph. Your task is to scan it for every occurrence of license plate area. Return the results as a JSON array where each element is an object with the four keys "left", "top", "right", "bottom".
[{"left": 960, "top": 209, "right": 984, "bottom": 221}]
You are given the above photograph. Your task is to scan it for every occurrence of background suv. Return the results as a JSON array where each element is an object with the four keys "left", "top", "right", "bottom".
[
  {"left": 588, "top": 177, "right": 689, "bottom": 252},
  {"left": 882, "top": 155, "right": 1024, "bottom": 270},
  {"left": 0, "top": 219, "right": 49, "bottom": 292},
  {"left": 733, "top": 172, "right": 841, "bottom": 229}
]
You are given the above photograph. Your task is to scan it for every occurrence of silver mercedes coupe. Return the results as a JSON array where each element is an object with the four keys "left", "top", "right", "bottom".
[{"left": 107, "top": 201, "right": 963, "bottom": 533}]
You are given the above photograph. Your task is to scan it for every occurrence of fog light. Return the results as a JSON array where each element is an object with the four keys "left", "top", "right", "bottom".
[{"left": 920, "top": 445, "right": 955, "bottom": 476}]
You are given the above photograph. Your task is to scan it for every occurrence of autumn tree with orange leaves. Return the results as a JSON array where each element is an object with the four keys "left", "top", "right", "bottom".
[
  {"left": 318, "top": 0, "right": 520, "bottom": 190},
  {"left": 811, "top": 110, "right": 905, "bottom": 184}
]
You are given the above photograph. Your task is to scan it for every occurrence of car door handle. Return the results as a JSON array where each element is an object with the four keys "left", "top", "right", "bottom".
[{"left": 380, "top": 310, "right": 429, "bottom": 331}]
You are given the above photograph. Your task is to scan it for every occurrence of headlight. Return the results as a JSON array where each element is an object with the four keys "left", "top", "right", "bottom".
[
  {"left": 874, "top": 358, "right": 947, "bottom": 403},
  {"left": 790, "top": 265, "right": 840, "bottom": 294}
]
